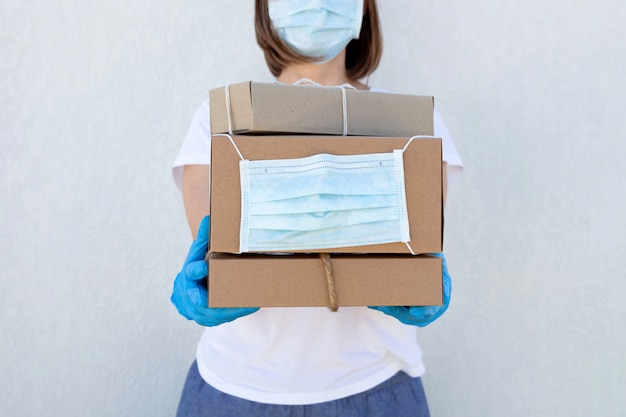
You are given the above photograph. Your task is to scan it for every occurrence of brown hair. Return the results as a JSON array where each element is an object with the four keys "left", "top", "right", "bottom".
[{"left": 255, "top": 0, "right": 382, "bottom": 81}]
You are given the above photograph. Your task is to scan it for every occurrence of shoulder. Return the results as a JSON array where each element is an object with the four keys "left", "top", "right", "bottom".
[
  {"left": 172, "top": 98, "right": 213, "bottom": 190},
  {"left": 185, "top": 97, "right": 212, "bottom": 142},
  {"left": 191, "top": 98, "right": 211, "bottom": 130}
]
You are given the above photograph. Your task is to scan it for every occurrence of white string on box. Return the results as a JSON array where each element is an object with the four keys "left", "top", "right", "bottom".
[
  {"left": 224, "top": 84, "right": 235, "bottom": 136},
  {"left": 401, "top": 135, "right": 437, "bottom": 255},
  {"left": 287, "top": 78, "right": 356, "bottom": 136},
  {"left": 338, "top": 86, "right": 348, "bottom": 136}
]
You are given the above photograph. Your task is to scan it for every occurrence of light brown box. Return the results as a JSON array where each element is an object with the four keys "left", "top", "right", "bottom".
[
  {"left": 209, "top": 81, "right": 434, "bottom": 137},
  {"left": 209, "top": 135, "right": 443, "bottom": 254},
  {"left": 208, "top": 253, "right": 443, "bottom": 308}
]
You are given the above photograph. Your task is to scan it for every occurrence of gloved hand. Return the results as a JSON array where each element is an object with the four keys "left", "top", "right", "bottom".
[
  {"left": 171, "top": 215, "right": 259, "bottom": 326},
  {"left": 369, "top": 253, "right": 452, "bottom": 327}
]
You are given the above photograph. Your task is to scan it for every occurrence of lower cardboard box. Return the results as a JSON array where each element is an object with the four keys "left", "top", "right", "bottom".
[{"left": 208, "top": 253, "right": 442, "bottom": 308}]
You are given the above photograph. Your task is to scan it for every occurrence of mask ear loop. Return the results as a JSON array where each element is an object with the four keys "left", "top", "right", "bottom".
[
  {"left": 404, "top": 243, "right": 417, "bottom": 256},
  {"left": 401, "top": 135, "right": 436, "bottom": 153},
  {"left": 401, "top": 135, "right": 437, "bottom": 256},
  {"left": 213, "top": 133, "right": 245, "bottom": 161}
]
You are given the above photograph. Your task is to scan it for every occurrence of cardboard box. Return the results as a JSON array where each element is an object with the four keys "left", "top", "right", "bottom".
[
  {"left": 210, "top": 135, "right": 443, "bottom": 254},
  {"left": 208, "top": 253, "right": 443, "bottom": 308},
  {"left": 209, "top": 81, "right": 434, "bottom": 137}
]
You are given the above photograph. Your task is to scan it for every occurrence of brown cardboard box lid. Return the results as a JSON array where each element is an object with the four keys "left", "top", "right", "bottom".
[
  {"left": 208, "top": 253, "right": 443, "bottom": 308},
  {"left": 209, "top": 81, "right": 434, "bottom": 137},
  {"left": 210, "top": 135, "right": 443, "bottom": 254}
]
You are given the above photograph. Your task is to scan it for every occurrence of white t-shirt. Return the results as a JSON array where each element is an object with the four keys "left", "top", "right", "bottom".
[{"left": 172, "top": 87, "right": 463, "bottom": 405}]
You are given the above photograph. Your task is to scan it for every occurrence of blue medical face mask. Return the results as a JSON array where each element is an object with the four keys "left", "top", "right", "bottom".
[
  {"left": 239, "top": 151, "right": 411, "bottom": 252},
  {"left": 269, "top": 0, "right": 364, "bottom": 63}
]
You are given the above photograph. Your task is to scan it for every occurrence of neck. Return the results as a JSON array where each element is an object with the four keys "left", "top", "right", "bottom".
[{"left": 277, "top": 51, "right": 367, "bottom": 90}]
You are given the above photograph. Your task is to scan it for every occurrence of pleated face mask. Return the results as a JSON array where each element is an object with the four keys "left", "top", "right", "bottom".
[
  {"left": 239, "top": 150, "right": 411, "bottom": 252},
  {"left": 268, "top": 0, "right": 364, "bottom": 63}
]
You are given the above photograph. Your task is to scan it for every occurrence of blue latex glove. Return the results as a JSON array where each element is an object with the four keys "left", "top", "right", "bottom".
[
  {"left": 369, "top": 253, "right": 452, "bottom": 327},
  {"left": 171, "top": 216, "right": 259, "bottom": 326}
]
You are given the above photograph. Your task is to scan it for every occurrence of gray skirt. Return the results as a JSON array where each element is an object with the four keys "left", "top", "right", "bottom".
[{"left": 176, "top": 361, "right": 430, "bottom": 417}]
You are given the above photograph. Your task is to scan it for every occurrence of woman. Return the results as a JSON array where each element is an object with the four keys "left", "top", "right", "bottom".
[{"left": 171, "top": 1, "right": 463, "bottom": 415}]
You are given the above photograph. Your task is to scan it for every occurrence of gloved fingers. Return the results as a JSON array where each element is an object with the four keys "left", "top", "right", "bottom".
[
  {"left": 407, "top": 305, "right": 437, "bottom": 324},
  {"left": 411, "top": 254, "right": 452, "bottom": 326},
  {"left": 430, "top": 252, "right": 449, "bottom": 272},
  {"left": 430, "top": 252, "right": 452, "bottom": 305},
  {"left": 438, "top": 253, "right": 449, "bottom": 278},
  {"left": 368, "top": 305, "right": 408, "bottom": 318},
  {"left": 436, "top": 252, "right": 452, "bottom": 305},
  {"left": 171, "top": 273, "right": 194, "bottom": 320},
  {"left": 442, "top": 265, "right": 451, "bottom": 304},
  {"left": 184, "top": 216, "right": 211, "bottom": 264},
  {"left": 213, "top": 307, "right": 260, "bottom": 323},
  {"left": 185, "top": 280, "right": 208, "bottom": 306},
  {"left": 172, "top": 270, "right": 259, "bottom": 327},
  {"left": 190, "top": 307, "right": 260, "bottom": 327},
  {"left": 368, "top": 302, "right": 445, "bottom": 327},
  {"left": 368, "top": 254, "right": 453, "bottom": 327},
  {"left": 184, "top": 260, "right": 208, "bottom": 281}
]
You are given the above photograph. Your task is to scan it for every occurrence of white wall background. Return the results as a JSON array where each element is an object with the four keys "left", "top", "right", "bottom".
[{"left": 1, "top": 1, "right": 624, "bottom": 416}]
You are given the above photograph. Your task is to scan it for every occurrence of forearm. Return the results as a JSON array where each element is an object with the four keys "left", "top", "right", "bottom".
[{"left": 182, "top": 164, "right": 211, "bottom": 239}]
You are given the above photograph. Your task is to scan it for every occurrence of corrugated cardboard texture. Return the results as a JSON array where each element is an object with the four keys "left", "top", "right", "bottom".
[
  {"left": 210, "top": 135, "right": 443, "bottom": 254},
  {"left": 208, "top": 253, "right": 443, "bottom": 308},
  {"left": 209, "top": 81, "right": 434, "bottom": 137}
]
